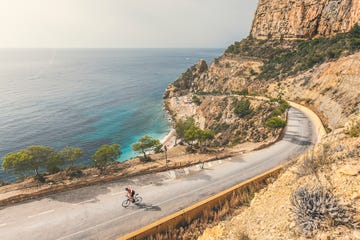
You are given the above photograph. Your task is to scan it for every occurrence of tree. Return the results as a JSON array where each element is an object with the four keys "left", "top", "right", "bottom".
[
  {"left": 92, "top": 144, "right": 121, "bottom": 170},
  {"left": 2, "top": 146, "right": 57, "bottom": 177},
  {"left": 184, "top": 127, "right": 214, "bottom": 148},
  {"left": 266, "top": 116, "right": 286, "bottom": 128},
  {"left": 175, "top": 117, "right": 195, "bottom": 142},
  {"left": 45, "top": 152, "right": 64, "bottom": 174},
  {"left": 26, "top": 146, "right": 58, "bottom": 175},
  {"left": 2, "top": 151, "right": 33, "bottom": 175},
  {"left": 132, "top": 135, "right": 162, "bottom": 162},
  {"left": 59, "top": 146, "right": 83, "bottom": 166},
  {"left": 184, "top": 125, "right": 201, "bottom": 145},
  {"left": 199, "top": 129, "right": 215, "bottom": 147}
]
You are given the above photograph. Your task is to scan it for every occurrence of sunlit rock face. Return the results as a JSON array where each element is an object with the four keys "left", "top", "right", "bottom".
[{"left": 251, "top": 0, "right": 360, "bottom": 39}]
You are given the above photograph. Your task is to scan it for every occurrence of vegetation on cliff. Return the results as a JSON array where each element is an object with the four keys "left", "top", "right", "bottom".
[
  {"left": 166, "top": 95, "right": 287, "bottom": 148},
  {"left": 225, "top": 24, "right": 360, "bottom": 81}
]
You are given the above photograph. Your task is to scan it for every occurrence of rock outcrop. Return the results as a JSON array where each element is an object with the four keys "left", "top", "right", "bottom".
[
  {"left": 162, "top": 1, "right": 360, "bottom": 239},
  {"left": 268, "top": 52, "right": 360, "bottom": 129},
  {"left": 165, "top": 95, "right": 283, "bottom": 146},
  {"left": 251, "top": 0, "right": 360, "bottom": 39}
]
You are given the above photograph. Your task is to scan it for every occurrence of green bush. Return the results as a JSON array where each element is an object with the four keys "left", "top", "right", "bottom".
[
  {"left": 192, "top": 95, "right": 202, "bottom": 106},
  {"left": 213, "top": 123, "right": 230, "bottom": 134},
  {"left": 234, "top": 99, "right": 252, "bottom": 118},
  {"left": 266, "top": 116, "right": 286, "bottom": 128}
]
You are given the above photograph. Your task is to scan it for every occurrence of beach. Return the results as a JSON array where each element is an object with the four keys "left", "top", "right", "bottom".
[{"left": 161, "top": 128, "right": 177, "bottom": 149}]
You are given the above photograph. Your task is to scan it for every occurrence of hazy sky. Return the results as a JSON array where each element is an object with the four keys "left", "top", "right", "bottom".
[{"left": 0, "top": 0, "right": 258, "bottom": 48}]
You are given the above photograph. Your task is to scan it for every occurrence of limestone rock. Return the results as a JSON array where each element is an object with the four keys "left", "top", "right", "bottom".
[
  {"left": 337, "top": 165, "right": 360, "bottom": 176},
  {"left": 251, "top": 0, "right": 360, "bottom": 39}
]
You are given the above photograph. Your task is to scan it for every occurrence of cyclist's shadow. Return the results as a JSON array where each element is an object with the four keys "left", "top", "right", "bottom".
[{"left": 134, "top": 203, "right": 161, "bottom": 211}]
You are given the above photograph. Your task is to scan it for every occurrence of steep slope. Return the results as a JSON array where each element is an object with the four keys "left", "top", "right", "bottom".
[
  {"left": 198, "top": 54, "right": 360, "bottom": 240},
  {"left": 161, "top": 0, "right": 360, "bottom": 239},
  {"left": 269, "top": 52, "right": 360, "bottom": 130},
  {"left": 251, "top": 0, "right": 360, "bottom": 39}
]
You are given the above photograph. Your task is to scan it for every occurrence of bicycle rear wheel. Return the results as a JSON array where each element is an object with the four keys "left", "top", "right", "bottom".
[
  {"left": 135, "top": 196, "right": 142, "bottom": 204},
  {"left": 122, "top": 199, "right": 130, "bottom": 207}
]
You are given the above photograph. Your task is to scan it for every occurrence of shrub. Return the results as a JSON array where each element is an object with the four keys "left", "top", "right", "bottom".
[
  {"left": 350, "top": 23, "right": 360, "bottom": 38},
  {"left": 213, "top": 123, "right": 230, "bottom": 134},
  {"left": 291, "top": 186, "right": 355, "bottom": 237},
  {"left": 192, "top": 95, "right": 201, "bottom": 106},
  {"left": 345, "top": 121, "right": 360, "bottom": 137},
  {"left": 34, "top": 174, "right": 46, "bottom": 183},
  {"left": 249, "top": 68, "right": 256, "bottom": 75},
  {"left": 234, "top": 99, "right": 252, "bottom": 118},
  {"left": 266, "top": 116, "right": 286, "bottom": 128},
  {"left": 65, "top": 166, "right": 85, "bottom": 178}
]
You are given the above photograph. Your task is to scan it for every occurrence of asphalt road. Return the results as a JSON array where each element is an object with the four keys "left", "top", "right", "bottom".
[{"left": 0, "top": 107, "right": 316, "bottom": 240}]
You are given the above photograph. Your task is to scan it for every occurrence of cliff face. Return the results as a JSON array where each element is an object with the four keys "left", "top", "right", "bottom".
[
  {"left": 165, "top": 1, "right": 360, "bottom": 238},
  {"left": 251, "top": 0, "right": 360, "bottom": 39},
  {"left": 269, "top": 52, "right": 360, "bottom": 129},
  {"left": 164, "top": 58, "right": 260, "bottom": 98},
  {"left": 165, "top": 95, "right": 282, "bottom": 146}
]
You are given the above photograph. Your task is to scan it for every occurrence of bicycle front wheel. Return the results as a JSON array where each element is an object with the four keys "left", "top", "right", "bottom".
[{"left": 122, "top": 199, "right": 130, "bottom": 208}]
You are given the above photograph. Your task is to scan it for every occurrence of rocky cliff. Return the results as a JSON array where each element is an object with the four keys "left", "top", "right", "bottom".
[
  {"left": 251, "top": 0, "right": 360, "bottom": 39},
  {"left": 163, "top": 1, "right": 360, "bottom": 239}
]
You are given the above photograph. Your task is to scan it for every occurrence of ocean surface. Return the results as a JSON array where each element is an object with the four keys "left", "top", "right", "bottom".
[{"left": 0, "top": 48, "right": 223, "bottom": 182}]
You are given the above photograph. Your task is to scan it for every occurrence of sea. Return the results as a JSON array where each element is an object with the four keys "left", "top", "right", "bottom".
[{"left": 0, "top": 48, "right": 223, "bottom": 182}]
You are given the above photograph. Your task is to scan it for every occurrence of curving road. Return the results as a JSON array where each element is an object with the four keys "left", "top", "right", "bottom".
[{"left": 0, "top": 107, "right": 316, "bottom": 240}]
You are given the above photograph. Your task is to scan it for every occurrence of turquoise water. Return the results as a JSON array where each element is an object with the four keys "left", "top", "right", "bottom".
[{"left": 0, "top": 48, "right": 223, "bottom": 181}]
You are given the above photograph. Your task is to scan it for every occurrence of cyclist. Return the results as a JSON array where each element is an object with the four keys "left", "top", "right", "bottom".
[{"left": 125, "top": 187, "right": 135, "bottom": 203}]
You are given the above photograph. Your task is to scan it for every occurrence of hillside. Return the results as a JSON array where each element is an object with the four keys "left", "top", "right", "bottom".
[{"left": 162, "top": 0, "right": 360, "bottom": 239}]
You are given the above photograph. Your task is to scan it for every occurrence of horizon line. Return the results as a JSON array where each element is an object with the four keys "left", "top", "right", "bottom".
[{"left": 0, "top": 47, "right": 226, "bottom": 50}]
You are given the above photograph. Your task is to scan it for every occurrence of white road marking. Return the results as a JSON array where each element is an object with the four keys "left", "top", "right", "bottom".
[
  {"left": 28, "top": 209, "right": 55, "bottom": 219},
  {"left": 72, "top": 199, "right": 96, "bottom": 205},
  {"left": 55, "top": 164, "right": 258, "bottom": 240}
]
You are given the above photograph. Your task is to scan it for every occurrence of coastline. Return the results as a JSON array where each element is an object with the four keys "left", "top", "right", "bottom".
[{"left": 161, "top": 128, "right": 177, "bottom": 149}]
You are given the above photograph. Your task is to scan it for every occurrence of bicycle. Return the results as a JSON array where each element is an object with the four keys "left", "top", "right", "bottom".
[{"left": 122, "top": 193, "right": 142, "bottom": 207}]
